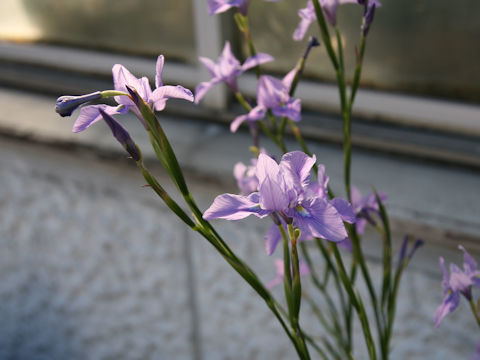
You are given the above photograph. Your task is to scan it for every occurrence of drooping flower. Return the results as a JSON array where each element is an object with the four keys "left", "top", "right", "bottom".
[
  {"left": 99, "top": 109, "right": 141, "bottom": 162},
  {"left": 266, "top": 258, "right": 310, "bottom": 289},
  {"left": 230, "top": 72, "right": 301, "bottom": 132},
  {"left": 204, "top": 151, "right": 355, "bottom": 254},
  {"left": 207, "top": 0, "right": 280, "bottom": 16},
  {"left": 195, "top": 41, "right": 274, "bottom": 104},
  {"left": 58, "top": 55, "right": 194, "bottom": 133},
  {"left": 293, "top": 0, "right": 381, "bottom": 41},
  {"left": 350, "top": 186, "right": 387, "bottom": 234},
  {"left": 434, "top": 246, "right": 480, "bottom": 328}
]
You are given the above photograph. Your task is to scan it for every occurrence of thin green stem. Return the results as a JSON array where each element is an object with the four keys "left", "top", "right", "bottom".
[
  {"left": 469, "top": 299, "right": 480, "bottom": 328},
  {"left": 349, "top": 226, "right": 385, "bottom": 355},
  {"left": 349, "top": 35, "right": 367, "bottom": 106},
  {"left": 311, "top": 0, "right": 339, "bottom": 70},
  {"left": 331, "top": 244, "right": 377, "bottom": 360}
]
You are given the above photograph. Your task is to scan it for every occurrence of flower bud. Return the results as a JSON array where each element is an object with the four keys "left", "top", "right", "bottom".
[
  {"left": 55, "top": 91, "right": 102, "bottom": 117},
  {"left": 362, "top": 4, "right": 376, "bottom": 36}
]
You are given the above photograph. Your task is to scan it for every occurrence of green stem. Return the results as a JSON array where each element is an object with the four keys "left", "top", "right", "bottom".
[
  {"left": 331, "top": 244, "right": 377, "bottom": 360},
  {"left": 349, "top": 35, "right": 367, "bottom": 106},
  {"left": 349, "top": 226, "right": 385, "bottom": 356},
  {"left": 311, "top": 0, "right": 339, "bottom": 70},
  {"left": 137, "top": 162, "right": 195, "bottom": 229},
  {"left": 469, "top": 299, "right": 480, "bottom": 328}
]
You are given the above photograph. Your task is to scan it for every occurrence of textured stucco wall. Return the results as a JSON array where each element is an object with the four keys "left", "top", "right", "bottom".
[{"left": 0, "top": 136, "right": 478, "bottom": 360}]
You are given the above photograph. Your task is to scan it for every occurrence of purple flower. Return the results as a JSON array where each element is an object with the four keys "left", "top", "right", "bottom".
[
  {"left": 207, "top": 0, "right": 280, "bottom": 16},
  {"left": 434, "top": 246, "right": 480, "bottom": 328},
  {"left": 234, "top": 160, "right": 259, "bottom": 195},
  {"left": 204, "top": 151, "right": 355, "bottom": 254},
  {"left": 293, "top": 0, "right": 381, "bottom": 41},
  {"left": 263, "top": 163, "right": 354, "bottom": 255},
  {"left": 70, "top": 55, "right": 193, "bottom": 133},
  {"left": 350, "top": 185, "right": 386, "bottom": 234},
  {"left": 266, "top": 258, "right": 310, "bottom": 289},
  {"left": 230, "top": 73, "right": 302, "bottom": 132},
  {"left": 195, "top": 42, "right": 274, "bottom": 104},
  {"left": 99, "top": 109, "right": 141, "bottom": 161}
]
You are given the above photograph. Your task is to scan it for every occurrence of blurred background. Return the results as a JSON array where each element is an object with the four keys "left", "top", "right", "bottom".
[{"left": 0, "top": 0, "right": 479, "bottom": 359}]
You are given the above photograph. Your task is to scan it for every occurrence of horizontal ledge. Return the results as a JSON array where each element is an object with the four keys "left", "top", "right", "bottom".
[
  {"left": 1, "top": 41, "right": 479, "bottom": 138},
  {"left": 238, "top": 74, "right": 480, "bottom": 138}
]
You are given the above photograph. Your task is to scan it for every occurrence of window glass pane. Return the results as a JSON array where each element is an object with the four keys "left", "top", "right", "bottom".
[
  {"left": 0, "top": 0, "right": 195, "bottom": 63},
  {"left": 247, "top": 0, "right": 480, "bottom": 103}
]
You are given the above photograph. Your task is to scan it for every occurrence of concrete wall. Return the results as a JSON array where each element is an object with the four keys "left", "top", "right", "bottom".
[{"left": 0, "top": 87, "right": 479, "bottom": 359}]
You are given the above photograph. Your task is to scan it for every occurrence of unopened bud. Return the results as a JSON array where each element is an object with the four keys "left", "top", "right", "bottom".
[{"left": 55, "top": 91, "right": 102, "bottom": 117}]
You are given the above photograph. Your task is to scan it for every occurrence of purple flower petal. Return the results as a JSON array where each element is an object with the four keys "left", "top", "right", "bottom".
[
  {"left": 256, "top": 153, "right": 280, "bottom": 184},
  {"left": 271, "top": 98, "right": 302, "bottom": 122},
  {"left": 194, "top": 79, "right": 221, "bottom": 104},
  {"left": 241, "top": 53, "right": 275, "bottom": 72},
  {"left": 434, "top": 290, "right": 460, "bottom": 328},
  {"left": 151, "top": 85, "right": 194, "bottom": 111},
  {"left": 282, "top": 68, "right": 297, "bottom": 92},
  {"left": 207, "top": 0, "right": 246, "bottom": 15},
  {"left": 155, "top": 55, "right": 165, "bottom": 88},
  {"left": 230, "top": 114, "right": 249, "bottom": 133},
  {"left": 459, "top": 245, "right": 478, "bottom": 275},
  {"left": 280, "top": 151, "right": 316, "bottom": 188},
  {"left": 259, "top": 172, "right": 290, "bottom": 212},
  {"left": 199, "top": 56, "right": 219, "bottom": 78},
  {"left": 99, "top": 109, "right": 141, "bottom": 161},
  {"left": 203, "top": 192, "right": 269, "bottom": 220},
  {"left": 449, "top": 264, "right": 474, "bottom": 294},
  {"left": 112, "top": 64, "right": 152, "bottom": 107},
  {"left": 234, "top": 161, "right": 258, "bottom": 195},
  {"left": 265, "top": 224, "right": 281, "bottom": 255},
  {"left": 330, "top": 198, "right": 356, "bottom": 223},
  {"left": 355, "top": 218, "right": 367, "bottom": 234},
  {"left": 72, "top": 104, "right": 126, "bottom": 133},
  {"left": 293, "top": 17, "right": 314, "bottom": 41},
  {"left": 317, "top": 165, "right": 330, "bottom": 197},
  {"left": 338, "top": 237, "right": 353, "bottom": 251},
  {"left": 293, "top": 1, "right": 316, "bottom": 41},
  {"left": 257, "top": 75, "right": 290, "bottom": 109},
  {"left": 230, "top": 106, "right": 266, "bottom": 132},
  {"left": 292, "top": 198, "right": 348, "bottom": 242}
]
